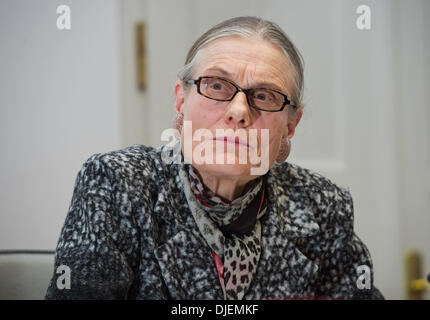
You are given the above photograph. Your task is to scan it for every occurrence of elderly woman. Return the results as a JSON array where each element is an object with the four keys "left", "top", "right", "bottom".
[{"left": 46, "top": 16, "right": 383, "bottom": 300}]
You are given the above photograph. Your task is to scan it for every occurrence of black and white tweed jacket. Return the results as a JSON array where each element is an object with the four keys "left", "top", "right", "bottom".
[{"left": 45, "top": 144, "right": 384, "bottom": 300}]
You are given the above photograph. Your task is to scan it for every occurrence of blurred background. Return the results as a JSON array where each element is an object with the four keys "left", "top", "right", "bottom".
[{"left": 0, "top": 0, "right": 428, "bottom": 299}]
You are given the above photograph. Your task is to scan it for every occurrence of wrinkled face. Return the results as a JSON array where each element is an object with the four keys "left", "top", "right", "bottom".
[{"left": 174, "top": 36, "right": 302, "bottom": 182}]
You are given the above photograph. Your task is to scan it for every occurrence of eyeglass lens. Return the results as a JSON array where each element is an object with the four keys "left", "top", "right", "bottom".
[{"left": 199, "top": 77, "right": 284, "bottom": 111}]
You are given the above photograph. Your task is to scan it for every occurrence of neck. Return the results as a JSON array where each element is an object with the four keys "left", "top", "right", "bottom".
[{"left": 194, "top": 169, "right": 255, "bottom": 203}]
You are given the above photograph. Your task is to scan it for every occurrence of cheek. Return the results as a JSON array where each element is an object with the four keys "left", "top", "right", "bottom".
[
  {"left": 257, "top": 118, "right": 285, "bottom": 155},
  {"left": 184, "top": 97, "right": 221, "bottom": 131},
  {"left": 267, "top": 131, "right": 282, "bottom": 162},
  {"left": 269, "top": 124, "right": 287, "bottom": 165}
]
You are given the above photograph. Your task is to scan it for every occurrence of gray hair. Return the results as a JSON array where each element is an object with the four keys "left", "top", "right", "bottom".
[{"left": 177, "top": 16, "right": 305, "bottom": 112}]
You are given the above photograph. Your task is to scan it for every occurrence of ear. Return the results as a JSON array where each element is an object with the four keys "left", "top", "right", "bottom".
[
  {"left": 284, "top": 108, "right": 303, "bottom": 139},
  {"left": 174, "top": 80, "right": 186, "bottom": 114}
]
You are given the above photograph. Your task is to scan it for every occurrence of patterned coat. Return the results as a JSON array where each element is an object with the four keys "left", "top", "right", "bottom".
[{"left": 45, "top": 144, "right": 384, "bottom": 300}]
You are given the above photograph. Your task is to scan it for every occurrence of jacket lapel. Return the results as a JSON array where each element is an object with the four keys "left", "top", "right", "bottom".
[
  {"left": 154, "top": 227, "right": 224, "bottom": 299},
  {"left": 152, "top": 171, "right": 224, "bottom": 300},
  {"left": 245, "top": 171, "right": 320, "bottom": 299},
  {"left": 154, "top": 163, "right": 321, "bottom": 300}
]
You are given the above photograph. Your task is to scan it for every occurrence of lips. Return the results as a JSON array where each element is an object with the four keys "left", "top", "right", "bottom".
[{"left": 213, "top": 136, "right": 250, "bottom": 148}]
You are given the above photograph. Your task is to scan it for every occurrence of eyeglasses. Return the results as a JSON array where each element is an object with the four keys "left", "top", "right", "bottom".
[{"left": 185, "top": 76, "right": 296, "bottom": 112}]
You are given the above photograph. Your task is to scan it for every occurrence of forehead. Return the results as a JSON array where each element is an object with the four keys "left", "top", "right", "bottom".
[{"left": 194, "top": 36, "right": 293, "bottom": 93}]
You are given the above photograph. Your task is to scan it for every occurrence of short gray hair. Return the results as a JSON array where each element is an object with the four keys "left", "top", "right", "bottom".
[{"left": 178, "top": 16, "right": 305, "bottom": 111}]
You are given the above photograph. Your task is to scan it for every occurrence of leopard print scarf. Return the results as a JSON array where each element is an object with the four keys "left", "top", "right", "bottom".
[{"left": 178, "top": 162, "right": 267, "bottom": 300}]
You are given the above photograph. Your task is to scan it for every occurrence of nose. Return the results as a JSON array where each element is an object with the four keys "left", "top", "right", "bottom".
[{"left": 223, "top": 91, "right": 251, "bottom": 129}]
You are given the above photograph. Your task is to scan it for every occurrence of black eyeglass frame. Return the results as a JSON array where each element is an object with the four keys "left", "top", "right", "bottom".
[{"left": 185, "top": 76, "right": 297, "bottom": 112}]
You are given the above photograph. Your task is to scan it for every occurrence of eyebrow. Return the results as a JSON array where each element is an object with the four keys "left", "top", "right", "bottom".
[
  {"left": 203, "top": 67, "right": 233, "bottom": 78},
  {"left": 202, "top": 67, "right": 286, "bottom": 93}
]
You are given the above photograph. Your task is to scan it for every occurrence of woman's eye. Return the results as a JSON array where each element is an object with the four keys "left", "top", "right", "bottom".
[
  {"left": 256, "top": 93, "right": 267, "bottom": 100},
  {"left": 211, "top": 82, "right": 224, "bottom": 90},
  {"left": 254, "top": 90, "right": 277, "bottom": 102},
  {"left": 255, "top": 92, "right": 273, "bottom": 101}
]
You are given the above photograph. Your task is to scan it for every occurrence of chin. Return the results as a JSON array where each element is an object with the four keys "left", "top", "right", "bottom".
[
  {"left": 193, "top": 152, "right": 259, "bottom": 179},
  {"left": 187, "top": 146, "right": 272, "bottom": 177},
  {"left": 205, "top": 163, "right": 253, "bottom": 177}
]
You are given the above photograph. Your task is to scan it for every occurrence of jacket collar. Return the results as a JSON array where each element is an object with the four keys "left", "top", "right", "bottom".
[
  {"left": 244, "top": 170, "right": 320, "bottom": 299},
  {"left": 153, "top": 163, "right": 320, "bottom": 299},
  {"left": 266, "top": 166, "right": 321, "bottom": 239}
]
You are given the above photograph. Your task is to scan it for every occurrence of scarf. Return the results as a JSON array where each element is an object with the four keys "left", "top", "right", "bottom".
[{"left": 178, "top": 161, "right": 267, "bottom": 300}]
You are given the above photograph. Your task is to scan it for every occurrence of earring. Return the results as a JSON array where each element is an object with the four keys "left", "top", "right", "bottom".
[
  {"left": 173, "top": 112, "right": 184, "bottom": 138},
  {"left": 275, "top": 137, "right": 291, "bottom": 164}
]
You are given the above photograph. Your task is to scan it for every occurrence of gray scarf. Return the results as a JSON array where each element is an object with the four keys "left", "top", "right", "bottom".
[{"left": 178, "top": 159, "right": 267, "bottom": 300}]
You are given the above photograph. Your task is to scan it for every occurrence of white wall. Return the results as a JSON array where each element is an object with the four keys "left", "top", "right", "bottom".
[
  {"left": 0, "top": 0, "right": 122, "bottom": 250},
  {"left": 120, "top": 0, "right": 149, "bottom": 147},
  {"left": 394, "top": 0, "right": 430, "bottom": 300}
]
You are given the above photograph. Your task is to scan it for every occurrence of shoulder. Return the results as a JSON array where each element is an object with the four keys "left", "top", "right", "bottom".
[
  {"left": 80, "top": 144, "right": 163, "bottom": 183},
  {"left": 270, "top": 161, "right": 346, "bottom": 190},
  {"left": 68, "top": 144, "right": 168, "bottom": 239},
  {"left": 270, "top": 161, "right": 352, "bottom": 197},
  {"left": 269, "top": 161, "right": 354, "bottom": 231},
  {"left": 72, "top": 144, "right": 169, "bottom": 213}
]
